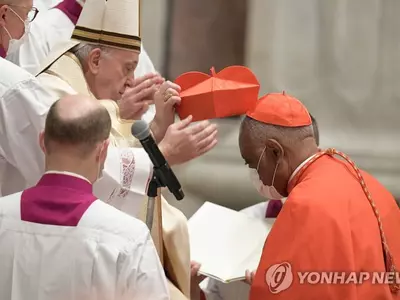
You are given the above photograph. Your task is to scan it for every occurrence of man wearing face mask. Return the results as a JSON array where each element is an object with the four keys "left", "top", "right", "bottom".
[
  {"left": 239, "top": 93, "right": 400, "bottom": 300},
  {"left": 0, "top": 0, "right": 33, "bottom": 58},
  {"left": 198, "top": 114, "right": 320, "bottom": 300},
  {"left": 0, "top": 94, "right": 170, "bottom": 299}
]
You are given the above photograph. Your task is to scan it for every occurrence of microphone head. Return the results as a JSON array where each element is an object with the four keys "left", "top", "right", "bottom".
[{"left": 131, "top": 120, "right": 150, "bottom": 140}]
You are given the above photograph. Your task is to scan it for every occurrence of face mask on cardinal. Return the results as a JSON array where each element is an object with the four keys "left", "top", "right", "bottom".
[
  {"left": 3, "top": 7, "right": 30, "bottom": 55},
  {"left": 249, "top": 146, "right": 285, "bottom": 200}
]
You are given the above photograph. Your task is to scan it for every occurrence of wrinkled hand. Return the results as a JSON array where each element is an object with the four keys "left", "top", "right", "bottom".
[
  {"left": 244, "top": 269, "right": 255, "bottom": 285},
  {"left": 153, "top": 81, "right": 181, "bottom": 132},
  {"left": 119, "top": 73, "right": 164, "bottom": 120},
  {"left": 159, "top": 115, "right": 218, "bottom": 166}
]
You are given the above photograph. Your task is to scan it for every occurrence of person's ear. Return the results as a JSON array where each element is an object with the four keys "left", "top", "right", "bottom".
[
  {"left": 0, "top": 5, "right": 9, "bottom": 27},
  {"left": 265, "top": 139, "right": 284, "bottom": 163},
  {"left": 101, "top": 139, "right": 110, "bottom": 162},
  {"left": 96, "top": 139, "right": 109, "bottom": 162},
  {"left": 39, "top": 131, "right": 46, "bottom": 154},
  {"left": 87, "top": 48, "right": 102, "bottom": 75}
]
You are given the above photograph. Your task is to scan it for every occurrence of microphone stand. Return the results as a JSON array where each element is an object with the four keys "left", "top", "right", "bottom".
[{"left": 145, "top": 168, "right": 164, "bottom": 230}]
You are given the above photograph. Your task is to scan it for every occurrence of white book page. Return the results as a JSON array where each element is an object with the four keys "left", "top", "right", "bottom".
[{"left": 188, "top": 202, "right": 274, "bottom": 283}]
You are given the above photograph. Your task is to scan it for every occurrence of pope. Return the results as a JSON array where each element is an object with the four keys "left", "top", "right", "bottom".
[{"left": 239, "top": 92, "right": 400, "bottom": 299}]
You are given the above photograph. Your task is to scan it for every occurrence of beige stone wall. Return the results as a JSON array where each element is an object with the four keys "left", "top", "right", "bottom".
[
  {"left": 141, "top": 0, "right": 167, "bottom": 71},
  {"left": 143, "top": 0, "right": 400, "bottom": 217},
  {"left": 245, "top": 0, "right": 400, "bottom": 196}
]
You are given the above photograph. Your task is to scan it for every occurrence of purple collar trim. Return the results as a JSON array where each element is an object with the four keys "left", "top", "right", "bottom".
[{"left": 37, "top": 173, "right": 92, "bottom": 193}]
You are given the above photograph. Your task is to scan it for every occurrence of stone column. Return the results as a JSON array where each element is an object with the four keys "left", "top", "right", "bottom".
[{"left": 167, "top": 0, "right": 248, "bottom": 79}]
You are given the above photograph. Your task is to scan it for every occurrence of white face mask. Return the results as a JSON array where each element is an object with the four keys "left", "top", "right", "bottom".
[
  {"left": 3, "top": 7, "right": 30, "bottom": 55},
  {"left": 248, "top": 146, "right": 285, "bottom": 200}
]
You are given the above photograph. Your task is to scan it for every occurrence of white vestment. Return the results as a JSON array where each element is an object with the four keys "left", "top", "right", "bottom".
[
  {"left": 199, "top": 202, "right": 269, "bottom": 300},
  {"left": 6, "top": 6, "right": 72, "bottom": 75},
  {"left": 6, "top": 3, "right": 157, "bottom": 123},
  {"left": 33, "top": 0, "right": 62, "bottom": 11},
  {"left": 0, "top": 191, "right": 170, "bottom": 300},
  {"left": 0, "top": 57, "right": 152, "bottom": 216}
]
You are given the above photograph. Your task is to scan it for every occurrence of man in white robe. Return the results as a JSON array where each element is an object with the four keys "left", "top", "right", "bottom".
[
  {"left": 0, "top": 94, "right": 170, "bottom": 300},
  {"left": 7, "top": 0, "right": 158, "bottom": 122},
  {"left": 198, "top": 114, "right": 320, "bottom": 300}
]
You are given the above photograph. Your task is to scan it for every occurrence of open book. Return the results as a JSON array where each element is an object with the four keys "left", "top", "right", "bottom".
[{"left": 188, "top": 202, "right": 275, "bottom": 283}]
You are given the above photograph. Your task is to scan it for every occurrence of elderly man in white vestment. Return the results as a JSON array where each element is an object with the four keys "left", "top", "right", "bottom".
[
  {"left": 0, "top": 94, "right": 170, "bottom": 300},
  {"left": 197, "top": 115, "right": 320, "bottom": 300},
  {"left": 7, "top": 0, "right": 158, "bottom": 123}
]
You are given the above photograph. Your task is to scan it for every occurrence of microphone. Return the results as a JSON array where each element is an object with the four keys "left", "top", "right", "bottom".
[{"left": 131, "top": 120, "right": 184, "bottom": 200}]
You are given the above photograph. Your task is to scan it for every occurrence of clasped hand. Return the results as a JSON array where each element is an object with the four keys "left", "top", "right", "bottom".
[
  {"left": 119, "top": 72, "right": 218, "bottom": 164},
  {"left": 119, "top": 73, "right": 164, "bottom": 120}
]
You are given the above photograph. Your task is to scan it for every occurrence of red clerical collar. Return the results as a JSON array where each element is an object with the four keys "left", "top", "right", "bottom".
[{"left": 0, "top": 47, "right": 6, "bottom": 58}]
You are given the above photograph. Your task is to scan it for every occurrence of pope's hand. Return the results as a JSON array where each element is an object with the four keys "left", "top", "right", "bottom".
[
  {"left": 119, "top": 73, "right": 164, "bottom": 120},
  {"left": 159, "top": 115, "right": 218, "bottom": 166},
  {"left": 152, "top": 81, "right": 181, "bottom": 135},
  {"left": 244, "top": 269, "right": 255, "bottom": 285}
]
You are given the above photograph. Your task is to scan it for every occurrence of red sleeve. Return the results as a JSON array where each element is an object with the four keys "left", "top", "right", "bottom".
[
  {"left": 249, "top": 189, "right": 357, "bottom": 300},
  {"left": 55, "top": 0, "right": 83, "bottom": 25}
]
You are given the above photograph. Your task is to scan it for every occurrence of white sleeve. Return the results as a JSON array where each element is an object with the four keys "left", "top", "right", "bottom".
[
  {"left": 0, "top": 77, "right": 53, "bottom": 187},
  {"left": 137, "top": 46, "right": 157, "bottom": 124},
  {"left": 6, "top": 8, "right": 74, "bottom": 74},
  {"left": 93, "top": 146, "right": 153, "bottom": 217},
  {"left": 125, "top": 230, "right": 170, "bottom": 300},
  {"left": 199, "top": 278, "right": 223, "bottom": 300}
]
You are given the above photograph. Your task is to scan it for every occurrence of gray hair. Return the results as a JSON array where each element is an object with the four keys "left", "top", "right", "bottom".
[
  {"left": 70, "top": 43, "right": 111, "bottom": 67},
  {"left": 241, "top": 116, "right": 315, "bottom": 146}
]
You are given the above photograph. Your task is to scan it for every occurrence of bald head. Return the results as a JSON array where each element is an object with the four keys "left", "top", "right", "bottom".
[{"left": 44, "top": 94, "right": 111, "bottom": 157}]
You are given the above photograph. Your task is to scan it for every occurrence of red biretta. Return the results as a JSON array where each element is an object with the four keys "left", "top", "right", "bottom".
[
  {"left": 174, "top": 66, "right": 260, "bottom": 122},
  {"left": 239, "top": 92, "right": 400, "bottom": 300}
]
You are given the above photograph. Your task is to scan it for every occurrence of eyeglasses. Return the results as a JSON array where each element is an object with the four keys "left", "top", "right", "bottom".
[
  {"left": 5, "top": 5, "right": 39, "bottom": 22},
  {"left": 27, "top": 7, "right": 39, "bottom": 22}
]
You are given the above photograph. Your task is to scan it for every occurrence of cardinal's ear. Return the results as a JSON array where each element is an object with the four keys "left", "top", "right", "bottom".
[
  {"left": 265, "top": 139, "right": 284, "bottom": 163},
  {"left": 0, "top": 5, "right": 8, "bottom": 27}
]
